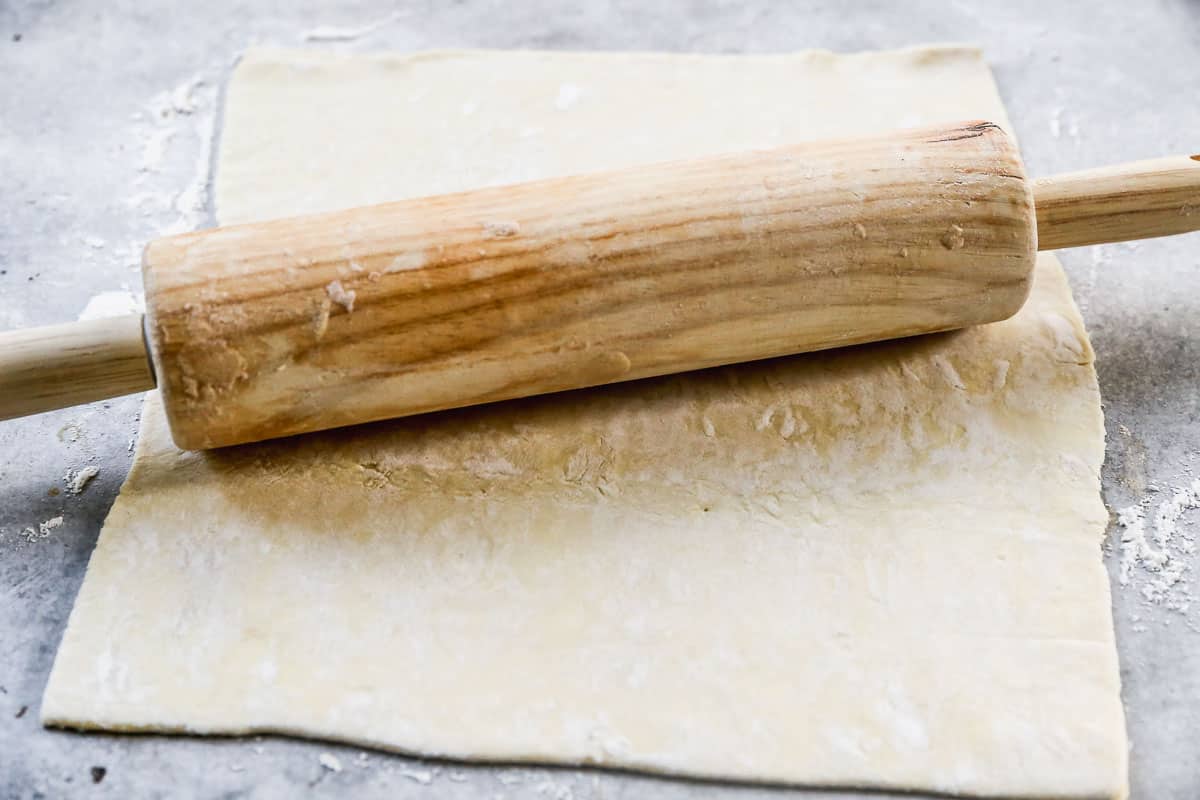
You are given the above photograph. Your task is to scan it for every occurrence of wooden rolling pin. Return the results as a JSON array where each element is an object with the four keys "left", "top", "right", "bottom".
[{"left": 2, "top": 120, "right": 1198, "bottom": 449}]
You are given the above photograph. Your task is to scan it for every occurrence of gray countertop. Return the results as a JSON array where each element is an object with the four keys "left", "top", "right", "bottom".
[{"left": 2, "top": 1, "right": 1199, "bottom": 797}]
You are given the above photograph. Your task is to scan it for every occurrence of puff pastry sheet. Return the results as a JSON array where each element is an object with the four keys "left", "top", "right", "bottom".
[{"left": 44, "top": 46, "right": 1126, "bottom": 799}]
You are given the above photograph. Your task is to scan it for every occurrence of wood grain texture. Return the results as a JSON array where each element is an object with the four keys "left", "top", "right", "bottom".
[
  {"left": 1035, "top": 155, "right": 1200, "bottom": 250},
  {"left": 0, "top": 315, "right": 154, "bottom": 420},
  {"left": 143, "top": 121, "right": 1035, "bottom": 449}
]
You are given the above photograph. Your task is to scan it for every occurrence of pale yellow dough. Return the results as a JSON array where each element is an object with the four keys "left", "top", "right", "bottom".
[{"left": 43, "top": 47, "right": 1127, "bottom": 798}]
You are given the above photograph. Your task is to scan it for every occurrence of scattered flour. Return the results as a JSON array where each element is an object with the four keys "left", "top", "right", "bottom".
[
  {"left": 398, "top": 766, "right": 434, "bottom": 784},
  {"left": 1115, "top": 478, "right": 1200, "bottom": 615},
  {"left": 169, "top": 80, "right": 202, "bottom": 115},
  {"left": 24, "top": 516, "right": 65, "bottom": 543},
  {"left": 1040, "top": 311, "right": 1085, "bottom": 362},
  {"left": 535, "top": 777, "right": 576, "bottom": 800},
  {"left": 64, "top": 466, "right": 100, "bottom": 495},
  {"left": 496, "top": 770, "right": 528, "bottom": 785},
  {"left": 317, "top": 752, "right": 342, "bottom": 772},
  {"left": 1048, "top": 106, "right": 1080, "bottom": 140},
  {"left": 141, "top": 128, "right": 176, "bottom": 172},
  {"left": 301, "top": 12, "right": 401, "bottom": 42},
  {"left": 325, "top": 280, "right": 356, "bottom": 312},
  {"left": 482, "top": 220, "right": 520, "bottom": 238},
  {"left": 77, "top": 290, "right": 145, "bottom": 321},
  {"left": 387, "top": 251, "right": 427, "bottom": 273},
  {"left": 119, "top": 72, "right": 216, "bottom": 247},
  {"left": 992, "top": 359, "right": 1010, "bottom": 391},
  {"left": 778, "top": 406, "right": 798, "bottom": 438},
  {"left": 755, "top": 403, "right": 777, "bottom": 431},
  {"left": 555, "top": 83, "right": 583, "bottom": 111},
  {"left": 148, "top": 77, "right": 204, "bottom": 119},
  {"left": 931, "top": 355, "right": 966, "bottom": 390}
]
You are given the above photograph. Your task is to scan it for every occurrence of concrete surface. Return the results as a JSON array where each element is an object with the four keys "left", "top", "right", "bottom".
[{"left": 2, "top": 1, "right": 1199, "bottom": 797}]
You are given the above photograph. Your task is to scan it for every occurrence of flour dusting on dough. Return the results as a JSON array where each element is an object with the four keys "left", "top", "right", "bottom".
[
  {"left": 42, "top": 47, "right": 1126, "bottom": 800},
  {"left": 779, "top": 406, "right": 797, "bottom": 438},
  {"left": 755, "top": 404, "right": 778, "bottom": 431},
  {"left": 931, "top": 355, "right": 965, "bottom": 390},
  {"left": 555, "top": 83, "right": 583, "bottom": 110},
  {"left": 1041, "top": 312, "right": 1085, "bottom": 362},
  {"left": 992, "top": 359, "right": 1010, "bottom": 391}
]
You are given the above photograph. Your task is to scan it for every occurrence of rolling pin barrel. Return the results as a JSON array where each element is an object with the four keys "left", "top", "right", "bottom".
[
  {"left": 2, "top": 122, "right": 1196, "bottom": 448},
  {"left": 143, "top": 121, "right": 1037, "bottom": 449}
]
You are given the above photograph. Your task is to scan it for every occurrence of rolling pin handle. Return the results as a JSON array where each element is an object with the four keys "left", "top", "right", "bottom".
[
  {"left": 1034, "top": 155, "right": 1200, "bottom": 250},
  {"left": 0, "top": 314, "right": 157, "bottom": 421}
]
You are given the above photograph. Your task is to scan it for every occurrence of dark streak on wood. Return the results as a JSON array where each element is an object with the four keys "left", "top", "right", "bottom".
[{"left": 925, "top": 121, "right": 1004, "bottom": 143}]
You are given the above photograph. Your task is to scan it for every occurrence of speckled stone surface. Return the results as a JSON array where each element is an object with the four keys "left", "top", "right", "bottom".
[{"left": 2, "top": 2, "right": 1199, "bottom": 797}]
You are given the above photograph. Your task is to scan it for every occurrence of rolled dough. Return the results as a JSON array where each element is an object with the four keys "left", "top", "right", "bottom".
[{"left": 43, "top": 47, "right": 1127, "bottom": 798}]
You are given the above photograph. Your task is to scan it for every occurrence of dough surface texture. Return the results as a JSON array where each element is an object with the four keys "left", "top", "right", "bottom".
[{"left": 43, "top": 46, "right": 1126, "bottom": 799}]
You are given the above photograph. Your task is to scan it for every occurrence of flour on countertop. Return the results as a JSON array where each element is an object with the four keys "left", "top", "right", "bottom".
[
  {"left": 150, "top": 77, "right": 205, "bottom": 119},
  {"left": 1048, "top": 106, "right": 1080, "bottom": 140},
  {"left": 535, "top": 776, "right": 577, "bottom": 800},
  {"left": 23, "top": 516, "right": 65, "bottom": 543},
  {"left": 142, "top": 74, "right": 216, "bottom": 237},
  {"left": 57, "top": 421, "right": 83, "bottom": 443},
  {"left": 301, "top": 12, "right": 401, "bottom": 42},
  {"left": 141, "top": 128, "right": 176, "bottom": 172},
  {"left": 1115, "top": 477, "right": 1200, "bottom": 617},
  {"left": 77, "top": 290, "right": 145, "bottom": 321},
  {"left": 496, "top": 769, "right": 528, "bottom": 785},
  {"left": 397, "top": 766, "right": 434, "bottom": 784},
  {"left": 64, "top": 466, "right": 99, "bottom": 495}
]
